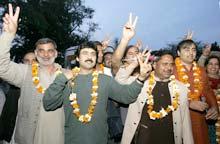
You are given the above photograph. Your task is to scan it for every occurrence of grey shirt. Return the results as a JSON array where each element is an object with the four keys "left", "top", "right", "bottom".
[{"left": 43, "top": 73, "right": 143, "bottom": 144}]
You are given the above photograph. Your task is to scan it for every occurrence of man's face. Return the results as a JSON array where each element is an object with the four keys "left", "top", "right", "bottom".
[
  {"left": 206, "top": 58, "right": 220, "bottom": 76},
  {"left": 178, "top": 44, "right": 196, "bottom": 64},
  {"left": 77, "top": 48, "right": 97, "bottom": 70},
  {"left": 35, "top": 43, "right": 57, "bottom": 66},
  {"left": 154, "top": 54, "right": 174, "bottom": 80},
  {"left": 125, "top": 46, "right": 139, "bottom": 64},
  {"left": 103, "top": 53, "right": 113, "bottom": 68},
  {"left": 23, "top": 52, "right": 36, "bottom": 65}
]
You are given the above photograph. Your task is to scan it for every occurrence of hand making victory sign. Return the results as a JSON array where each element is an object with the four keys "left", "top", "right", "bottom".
[
  {"left": 2, "top": 3, "right": 20, "bottom": 35},
  {"left": 136, "top": 49, "right": 152, "bottom": 81},
  {"left": 122, "top": 13, "right": 138, "bottom": 41}
]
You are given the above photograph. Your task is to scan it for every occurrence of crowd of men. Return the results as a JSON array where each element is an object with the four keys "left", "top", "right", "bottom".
[{"left": 0, "top": 3, "right": 220, "bottom": 144}]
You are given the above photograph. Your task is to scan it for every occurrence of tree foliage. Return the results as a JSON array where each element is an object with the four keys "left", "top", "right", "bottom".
[{"left": 0, "top": 0, "right": 98, "bottom": 63}]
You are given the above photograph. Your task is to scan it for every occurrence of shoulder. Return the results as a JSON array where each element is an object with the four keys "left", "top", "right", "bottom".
[{"left": 99, "top": 73, "right": 112, "bottom": 79}]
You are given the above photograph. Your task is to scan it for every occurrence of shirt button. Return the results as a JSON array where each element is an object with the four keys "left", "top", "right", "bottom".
[{"left": 133, "top": 122, "right": 137, "bottom": 125}]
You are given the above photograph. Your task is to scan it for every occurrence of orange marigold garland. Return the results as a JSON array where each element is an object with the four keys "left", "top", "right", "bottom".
[
  {"left": 175, "top": 57, "right": 202, "bottom": 100},
  {"left": 32, "top": 62, "right": 62, "bottom": 94},
  {"left": 98, "top": 64, "right": 104, "bottom": 74},
  {"left": 147, "top": 72, "right": 180, "bottom": 120},
  {"left": 69, "top": 67, "right": 99, "bottom": 123}
]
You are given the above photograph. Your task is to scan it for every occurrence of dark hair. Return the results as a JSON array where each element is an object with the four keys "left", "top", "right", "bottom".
[
  {"left": 176, "top": 39, "right": 197, "bottom": 52},
  {"left": 154, "top": 50, "right": 174, "bottom": 62},
  {"left": 35, "top": 38, "right": 57, "bottom": 49},
  {"left": 204, "top": 55, "right": 220, "bottom": 67},
  {"left": 75, "top": 41, "right": 98, "bottom": 58},
  {"left": 93, "top": 41, "right": 103, "bottom": 47},
  {"left": 123, "top": 45, "right": 139, "bottom": 58}
]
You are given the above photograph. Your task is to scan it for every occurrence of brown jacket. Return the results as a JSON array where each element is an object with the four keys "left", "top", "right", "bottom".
[{"left": 174, "top": 64, "right": 218, "bottom": 144}]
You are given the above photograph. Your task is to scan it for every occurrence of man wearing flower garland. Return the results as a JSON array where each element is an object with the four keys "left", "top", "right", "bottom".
[
  {"left": 0, "top": 4, "right": 64, "bottom": 144},
  {"left": 120, "top": 51, "right": 193, "bottom": 144},
  {"left": 174, "top": 39, "right": 219, "bottom": 144},
  {"left": 42, "top": 41, "right": 152, "bottom": 144}
]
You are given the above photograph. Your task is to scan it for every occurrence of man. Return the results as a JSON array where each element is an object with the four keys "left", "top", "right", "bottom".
[
  {"left": 120, "top": 51, "right": 193, "bottom": 144},
  {"left": 0, "top": 51, "right": 36, "bottom": 143},
  {"left": 174, "top": 39, "right": 219, "bottom": 144},
  {"left": 0, "top": 4, "right": 64, "bottom": 144},
  {"left": 42, "top": 41, "right": 152, "bottom": 144},
  {"left": 103, "top": 50, "right": 113, "bottom": 69}
]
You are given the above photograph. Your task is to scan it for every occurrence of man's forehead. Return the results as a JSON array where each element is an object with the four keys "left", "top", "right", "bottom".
[
  {"left": 36, "top": 43, "right": 55, "bottom": 50},
  {"left": 80, "top": 47, "right": 96, "bottom": 52},
  {"left": 181, "top": 44, "right": 196, "bottom": 50}
]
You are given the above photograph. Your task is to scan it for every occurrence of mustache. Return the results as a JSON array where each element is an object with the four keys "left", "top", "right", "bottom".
[{"left": 85, "top": 59, "right": 94, "bottom": 63}]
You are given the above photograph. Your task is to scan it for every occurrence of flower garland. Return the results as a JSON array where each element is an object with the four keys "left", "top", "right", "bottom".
[
  {"left": 175, "top": 57, "right": 202, "bottom": 100},
  {"left": 32, "top": 62, "right": 62, "bottom": 94},
  {"left": 69, "top": 67, "right": 99, "bottom": 123},
  {"left": 147, "top": 72, "right": 179, "bottom": 120},
  {"left": 98, "top": 64, "right": 104, "bottom": 74}
]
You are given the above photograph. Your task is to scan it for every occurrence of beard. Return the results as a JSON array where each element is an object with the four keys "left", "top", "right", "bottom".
[{"left": 36, "top": 55, "right": 56, "bottom": 66}]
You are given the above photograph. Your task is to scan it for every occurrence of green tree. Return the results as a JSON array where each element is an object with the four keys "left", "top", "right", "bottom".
[{"left": 0, "top": 0, "right": 98, "bottom": 64}]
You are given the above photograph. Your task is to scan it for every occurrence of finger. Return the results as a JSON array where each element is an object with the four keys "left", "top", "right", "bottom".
[
  {"left": 206, "top": 110, "right": 218, "bottom": 119},
  {"left": 142, "top": 49, "right": 147, "bottom": 56},
  {"left": 8, "top": 3, "right": 13, "bottom": 17},
  {"left": 191, "top": 31, "right": 194, "bottom": 37},
  {"left": 137, "top": 54, "right": 143, "bottom": 65},
  {"left": 144, "top": 50, "right": 151, "bottom": 64},
  {"left": 124, "top": 22, "right": 132, "bottom": 30},
  {"left": 129, "top": 13, "right": 132, "bottom": 25},
  {"left": 14, "top": 6, "right": 20, "bottom": 21},
  {"left": 3, "top": 17, "right": 9, "bottom": 24},
  {"left": 132, "top": 16, "right": 138, "bottom": 28}
]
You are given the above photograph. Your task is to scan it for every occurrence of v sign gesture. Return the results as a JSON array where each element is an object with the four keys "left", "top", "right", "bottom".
[
  {"left": 137, "top": 50, "right": 152, "bottom": 82},
  {"left": 184, "top": 30, "right": 194, "bottom": 40},
  {"left": 2, "top": 3, "right": 20, "bottom": 34},
  {"left": 123, "top": 13, "right": 138, "bottom": 41}
]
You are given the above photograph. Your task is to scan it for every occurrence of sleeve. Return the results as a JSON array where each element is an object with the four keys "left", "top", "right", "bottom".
[
  {"left": 108, "top": 77, "right": 143, "bottom": 104},
  {"left": 43, "top": 73, "right": 68, "bottom": 111},
  {"left": 181, "top": 86, "right": 194, "bottom": 144},
  {"left": 115, "top": 66, "right": 136, "bottom": 84},
  {"left": 0, "top": 32, "right": 27, "bottom": 88}
]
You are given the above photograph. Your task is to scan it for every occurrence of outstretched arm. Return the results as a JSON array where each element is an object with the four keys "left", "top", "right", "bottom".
[
  {"left": 110, "top": 52, "right": 152, "bottom": 103},
  {"left": 0, "top": 4, "right": 26, "bottom": 88},
  {"left": 111, "top": 13, "right": 138, "bottom": 75}
]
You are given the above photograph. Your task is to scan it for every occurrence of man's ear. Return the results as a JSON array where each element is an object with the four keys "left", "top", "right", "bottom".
[
  {"left": 76, "top": 57, "right": 79, "bottom": 62},
  {"left": 55, "top": 50, "right": 58, "bottom": 58},
  {"left": 177, "top": 50, "right": 180, "bottom": 56},
  {"left": 34, "top": 49, "right": 37, "bottom": 56}
]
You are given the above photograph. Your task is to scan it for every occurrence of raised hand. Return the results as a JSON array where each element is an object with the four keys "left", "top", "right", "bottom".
[
  {"left": 135, "top": 39, "right": 143, "bottom": 50},
  {"left": 101, "top": 35, "right": 111, "bottom": 51},
  {"left": 184, "top": 30, "right": 194, "bottom": 40},
  {"left": 122, "top": 13, "right": 138, "bottom": 41},
  {"left": 2, "top": 3, "right": 20, "bottom": 34},
  {"left": 137, "top": 50, "right": 152, "bottom": 81}
]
